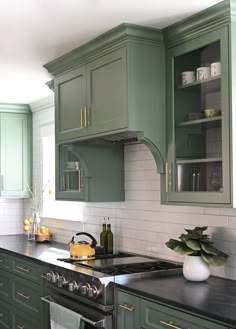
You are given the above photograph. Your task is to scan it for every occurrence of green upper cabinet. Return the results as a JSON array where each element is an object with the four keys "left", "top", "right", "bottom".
[
  {"left": 162, "top": 0, "right": 236, "bottom": 207},
  {"left": 44, "top": 23, "right": 166, "bottom": 173},
  {"left": 0, "top": 103, "right": 32, "bottom": 198}
]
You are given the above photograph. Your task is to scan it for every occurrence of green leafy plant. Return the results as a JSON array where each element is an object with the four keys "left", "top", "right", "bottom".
[{"left": 165, "top": 226, "right": 229, "bottom": 266}]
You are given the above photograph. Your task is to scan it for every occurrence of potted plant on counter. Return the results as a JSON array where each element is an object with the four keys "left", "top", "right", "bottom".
[{"left": 165, "top": 226, "right": 229, "bottom": 281}]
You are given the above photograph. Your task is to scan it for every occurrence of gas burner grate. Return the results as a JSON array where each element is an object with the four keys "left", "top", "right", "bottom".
[{"left": 92, "top": 261, "right": 182, "bottom": 275}]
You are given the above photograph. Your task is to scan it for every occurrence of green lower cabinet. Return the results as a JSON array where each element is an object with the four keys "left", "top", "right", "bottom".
[
  {"left": 141, "top": 300, "right": 228, "bottom": 329},
  {"left": 115, "top": 289, "right": 229, "bottom": 329},
  {"left": 13, "top": 309, "right": 41, "bottom": 329},
  {"left": 0, "top": 269, "right": 12, "bottom": 302},
  {"left": 13, "top": 275, "right": 42, "bottom": 318},
  {"left": 0, "top": 299, "right": 12, "bottom": 329},
  {"left": 116, "top": 290, "right": 140, "bottom": 329}
]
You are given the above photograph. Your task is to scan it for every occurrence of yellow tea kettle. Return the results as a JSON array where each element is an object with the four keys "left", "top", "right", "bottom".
[{"left": 69, "top": 232, "right": 97, "bottom": 261}]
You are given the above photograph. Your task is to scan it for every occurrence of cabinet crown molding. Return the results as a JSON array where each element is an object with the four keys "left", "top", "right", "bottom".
[
  {"left": 43, "top": 23, "right": 163, "bottom": 77},
  {"left": 164, "top": 0, "right": 234, "bottom": 47}
]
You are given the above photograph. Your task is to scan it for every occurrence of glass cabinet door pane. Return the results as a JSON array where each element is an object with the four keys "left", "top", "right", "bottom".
[
  {"left": 174, "top": 41, "right": 222, "bottom": 193},
  {"left": 58, "top": 144, "right": 82, "bottom": 193}
]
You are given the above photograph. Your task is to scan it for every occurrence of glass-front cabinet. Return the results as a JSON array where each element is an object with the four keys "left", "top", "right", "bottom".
[
  {"left": 165, "top": 27, "right": 230, "bottom": 205},
  {"left": 56, "top": 142, "right": 124, "bottom": 202},
  {"left": 56, "top": 143, "right": 86, "bottom": 200}
]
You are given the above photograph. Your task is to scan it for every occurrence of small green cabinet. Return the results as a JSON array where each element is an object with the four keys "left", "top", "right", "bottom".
[
  {"left": 56, "top": 141, "right": 124, "bottom": 201},
  {"left": 0, "top": 103, "right": 31, "bottom": 198},
  {"left": 115, "top": 289, "right": 229, "bottom": 329}
]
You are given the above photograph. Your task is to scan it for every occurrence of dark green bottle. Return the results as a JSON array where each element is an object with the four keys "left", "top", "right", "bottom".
[
  {"left": 100, "top": 219, "right": 107, "bottom": 252},
  {"left": 106, "top": 219, "right": 113, "bottom": 254}
]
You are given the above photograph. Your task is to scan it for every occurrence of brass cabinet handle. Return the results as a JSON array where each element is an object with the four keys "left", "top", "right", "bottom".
[
  {"left": 165, "top": 162, "right": 169, "bottom": 192},
  {"left": 86, "top": 107, "right": 90, "bottom": 126},
  {"left": 165, "top": 162, "right": 172, "bottom": 192},
  {"left": 84, "top": 107, "right": 87, "bottom": 127},
  {"left": 78, "top": 169, "right": 81, "bottom": 192},
  {"left": 16, "top": 266, "right": 30, "bottom": 273},
  {"left": 160, "top": 320, "right": 183, "bottom": 329},
  {"left": 80, "top": 108, "right": 84, "bottom": 128},
  {"left": 17, "top": 291, "right": 32, "bottom": 300},
  {"left": 118, "top": 303, "right": 135, "bottom": 312},
  {"left": 17, "top": 326, "right": 25, "bottom": 329}
]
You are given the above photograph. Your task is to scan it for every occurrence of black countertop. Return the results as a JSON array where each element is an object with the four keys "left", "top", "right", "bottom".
[
  {"left": 1, "top": 235, "right": 236, "bottom": 327},
  {"left": 116, "top": 271, "right": 236, "bottom": 327}
]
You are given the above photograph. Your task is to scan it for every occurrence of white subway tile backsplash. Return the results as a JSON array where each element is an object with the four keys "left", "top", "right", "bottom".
[{"left": 26, "top": 99, "right": 235, "bottom": 280}]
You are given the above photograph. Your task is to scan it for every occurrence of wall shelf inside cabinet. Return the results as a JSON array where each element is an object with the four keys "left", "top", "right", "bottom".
[
  {"left": 177, "top": 75, "right": 221, "bottom": 93},
  {"left": 178, "top": 116, "right": 221, "bottom": 127},
  {"left": 176, "top": 157, "right": 222, "bottom": 164}
]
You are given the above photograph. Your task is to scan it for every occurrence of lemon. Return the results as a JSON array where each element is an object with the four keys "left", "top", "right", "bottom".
[
  {"left": 23, "top": 224, "right": 30, "bottom": 232},
  {"left": 29, "top": 217, "right": 33, "bottom": 223},
  {"left": 23, "top": 219, "right": 30, "bottom": 225}
]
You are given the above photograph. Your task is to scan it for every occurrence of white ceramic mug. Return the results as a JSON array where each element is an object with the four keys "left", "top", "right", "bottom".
[
  {"left": 181, "top": 71, "right": 195, "bottom": 85},
  {"left": 211, "top": 62, "right": 221, "bottom": 77},
  {"left": 196, "top": 66, "right": 210, "bottom": 80}
]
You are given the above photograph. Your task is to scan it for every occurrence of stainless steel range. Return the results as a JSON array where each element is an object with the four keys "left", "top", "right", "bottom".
[{"left": 42, "top": 252, "right": 182, "bottom": 329}]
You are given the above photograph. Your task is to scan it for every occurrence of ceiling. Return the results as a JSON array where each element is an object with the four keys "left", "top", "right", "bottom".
[{"left": 0, "top": 0, "right": 223, "bottom": 104}]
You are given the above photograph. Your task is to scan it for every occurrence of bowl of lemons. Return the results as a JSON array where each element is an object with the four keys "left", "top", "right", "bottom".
[{"left": 35, "top": 226, "right": 52, "bottom": 242}]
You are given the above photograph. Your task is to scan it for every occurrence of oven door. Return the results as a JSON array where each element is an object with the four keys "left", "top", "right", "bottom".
[{"left": 42, "top": 290, "right": 112, "bottom": 329}]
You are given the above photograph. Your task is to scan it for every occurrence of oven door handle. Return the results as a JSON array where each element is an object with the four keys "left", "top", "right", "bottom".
[
  {"left": 41, "top": 296, "right": 105, "bottom": 327},
  {"left": 80, "top": 316, "right": 104, "bottom": 327}
]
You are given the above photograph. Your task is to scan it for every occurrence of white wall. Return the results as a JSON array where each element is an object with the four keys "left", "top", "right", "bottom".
[{"left": 29, "top": 96, "right": 236, "bottom": 280}]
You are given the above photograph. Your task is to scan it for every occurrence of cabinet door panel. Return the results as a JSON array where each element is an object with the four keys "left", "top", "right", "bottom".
[
  {"left": 141, "top": 300, "right": 227, "bottom": 329},
  {"left": 164, "top": 26, "right": 230, "bottom": 205},
  {"left": 55, "top": 66, "right": 87, "bottom": 141},
  {"left": 0, "top": 299, "right": 12, "bottom": 329},
  {"left": 12, "top": 275, "right": 41, "bottom": 318},
  {"left": 13, "top": 310, "right": 41, "bottom": 329},
  {"left": 12, "top": 257, "right": 43, "bottom": 284},
  {"left": 0, "top": 252, "right": 11, "bottom": 271},
  {"left": 0, "top": 113, "right": 29, "bottom": 197},
  {"left": 87, "top": 47, "right": 128, "bottom": 136},
  {"left": 116, "top": 290, "right": 140, "bottom": 329},
  {"left": 0, "top": 269, "right": 12, "bottom": 302}
]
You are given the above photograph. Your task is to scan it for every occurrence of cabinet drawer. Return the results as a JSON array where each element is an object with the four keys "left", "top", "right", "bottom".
[
  {"left": 116, "top": 290, "right": 140, "bottom": 329},
  {"left": 12, "top": 257, "right": 43, "bottom": 283},
  {"left": 141, "top": 300, "right": 227, "bottom": 329},
  {"left": 0, "top": 252, "right": 11, "bottom": 271},
  {"left": 0, "top": 269, "right": 12, "bottom": 302},
  {"left": 0, "top": 299, "right": 12, "bottom": 329},
  {"left": 13, "top": 310, "right": 41, "bottom": 329},
  {"left": 12, "top": 275, "right": 42, "bottom": 318}
]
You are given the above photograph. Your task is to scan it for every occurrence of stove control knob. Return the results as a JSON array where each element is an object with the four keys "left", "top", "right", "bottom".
[
  {"left": 68, "top": 281, "right": 79, "bottom": 292},
  {"left": 46, "top": 271, "right": 53, "bottom": 282},
  {"left": 51, "top": 273, "right": 59, "bottom": 284},
  {"left": 58, "top": 276, "right": 68, "bottom": 288},
  {"left": 81, "top": 284, "right": 90, "bottom": 295},
  {"left": 87, "top": 285, "right": 99, "bottom": 298}
]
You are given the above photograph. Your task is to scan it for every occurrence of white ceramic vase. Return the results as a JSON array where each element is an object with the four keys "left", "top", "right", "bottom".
[{"left": 183, "top": 255, "right": 210, "bottom": 282}]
